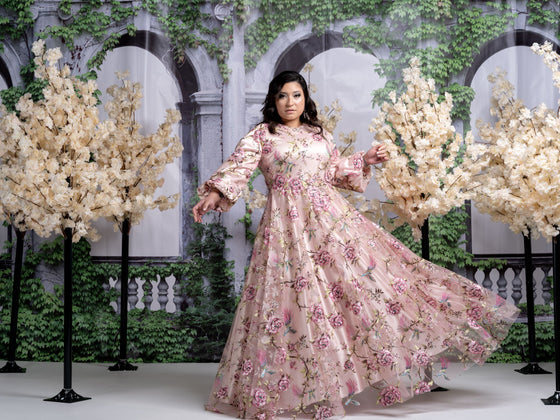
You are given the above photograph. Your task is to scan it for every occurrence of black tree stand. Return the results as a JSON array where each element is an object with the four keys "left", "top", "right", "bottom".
[
  {"left": 109, "top": 218, "right": 137, "bottom": 371},
  {"left": 0, "top": 228, "right": 26, "bottom": 373},
  {"left": 515, "top": 233, "right": 551, "bottom": 375},
  {"left": 421, "top": 218, "right": 447, "bottom": 392},
  {"left": 45, "top": 228, "right": 90, "bottom": 403},
  {"left": 541, "top": 234, "right": 560, "bottom": 405}
]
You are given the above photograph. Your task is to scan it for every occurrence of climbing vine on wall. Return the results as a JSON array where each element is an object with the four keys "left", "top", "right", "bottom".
[
  {"left": 140, "top": 0, "right": 236, "bottom": 80},
  {"left": 0, "top": 0, "right": 34, "bottom": 50},
  {"left": 527, "top": 0, "right": 560, "bottom": 31},
  {"left": 43, "top": 0, "right": 138, "bottom": 76}
]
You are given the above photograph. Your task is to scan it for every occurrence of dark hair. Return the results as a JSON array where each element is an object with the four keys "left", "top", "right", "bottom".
[{"left": 261, "top": 70, "right": 323, "bottom": 135}]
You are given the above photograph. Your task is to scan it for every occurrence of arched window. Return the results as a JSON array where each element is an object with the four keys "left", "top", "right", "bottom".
[
  {"left": 89, "top": 31, "right": 199, "bottom": 261},
  {"left": 468, "top": 31, "right": 560, "bottom": 256}
]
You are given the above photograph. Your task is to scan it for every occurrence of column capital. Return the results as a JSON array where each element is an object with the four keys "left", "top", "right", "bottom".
[{"left": 190, "top": 91, "right": 222, "bottom": 116}]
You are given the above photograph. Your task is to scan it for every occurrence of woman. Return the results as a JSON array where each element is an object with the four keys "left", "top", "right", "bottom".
[{"left": 193, "top": 71, "right": 518, "bottom": 419}]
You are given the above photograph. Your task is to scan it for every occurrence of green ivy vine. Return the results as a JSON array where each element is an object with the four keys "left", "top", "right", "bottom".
[
  {"left": 526, "top": 0, "right": 560, "bottom": 33},
  {"left": 0, "top": 0, "right": 34, "bottom": 53},
  {"left": 0, "top": 222, "right": 236, "bottom": 363}
]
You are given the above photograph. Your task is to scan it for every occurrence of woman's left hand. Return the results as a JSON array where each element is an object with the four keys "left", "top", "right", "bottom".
[{"left": 363, "top": 144, "right": 389, "bottom": 166}]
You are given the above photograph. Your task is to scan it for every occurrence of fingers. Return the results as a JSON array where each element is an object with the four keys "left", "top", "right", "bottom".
[
  {"left": 192, "top": 201, "right": 206, "bottom": 223},
  {"left": 193, "top": 196, "right": 220, "bottom": 222},
  {"left": 375, "top": 144, "right": 388, "bottom": 162}
]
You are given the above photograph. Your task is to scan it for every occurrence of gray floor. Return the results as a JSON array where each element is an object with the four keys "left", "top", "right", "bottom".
[{"left": 0, "top": 361, "right": 558, "bottom": 420}]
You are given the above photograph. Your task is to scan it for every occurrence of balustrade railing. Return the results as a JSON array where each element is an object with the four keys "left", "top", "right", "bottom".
[
  {"left": 466, "top": 254, "right": 553, "bottom": 308},
  {"left": 100, "top": 254, "right": 554, "bottom": 315},
  {"left": 107, "top": 274, "right": 182, "bottom": 314}
]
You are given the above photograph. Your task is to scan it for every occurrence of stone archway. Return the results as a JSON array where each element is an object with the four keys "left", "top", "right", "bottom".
[
  {"left": 274, "top": 31, "right": 344, "bottom": 75},
  {"left": 464, "top": 30, "right": 560, "bottom": 257},
  {"left": 465, "top": 30, "right": 560, "bottom": 87},
  {"left": 0, "top": 56, "right": 13, "bottom": 88}
]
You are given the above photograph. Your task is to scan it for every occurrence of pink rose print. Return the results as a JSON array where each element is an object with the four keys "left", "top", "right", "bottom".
[
  {"left": 312, "top": 133, "right": 323, "bottom": 142},
  {"left": 351, "top": 301, "right": 362, "bottom": 315},
  {"left": 272, "top": 173, "right": 286, "bottom": 191},
  {"left": 265, "top": 317, "right": 283, "bottom": 334},
  {"left": 314, "top": 250, "right": 333, "bottom": 266},
  {"left": 329, "top": 283, "right": 344, "bottom": 301},
  {"left": 467, "top": 284, "right": 484, "bottom": 299},
  {"left": 467, "top": 304, "right": 483, "bottom": 321},
  {"left": 294, "top": 276, "right": 307, "bottom": 292},
  {"left": 314, "top": 333, "right": 330, "bottom": 350},
  {"left": 256, "top": 413, "right": 267, "bottom": 420},
  {"left": 391, "top": 240, "right": 402, "bottom": 250},
  {"left": 275, "top": 347, "right": 287, "bottom": 364},
  {"left": 392, "top": 277, "right": 408, "bottom": 295},
  {"left": 262, "top": 140, "right": 272, "bottom": 154},
  {"left": 288, "top": 207, "right": 299, "bottom": 220},
  {"left": 328, "top": 313, "right": 344, "bottom": 328},
  {"left": 377, "top": 350, "right": 394, "bottom": 367},
  {"left": 314, "top": 406, "right": 333, "bottom": 419},
  {"left": 352, "top": 155, "right": 364, "bottom": 169},
  {"left": 310, "top": 304, "right": 325, "bottom": 323},
  {"left": 425, "top": 296, "right": 438, "bottom": 308},
  {"left": 254, "top": 127, "right": 266, "bottom": 141},
  {"left": 252, "top": 388, "right": 267, "bottom": 408},
  {"left": 386, "top": 300, "right": 402, "bottom": 315},
  {"left": 278, "top": 375, "right": 290, "bottom": 391},
  {"left": 308, "top": 187, "right": 330, "bottom": 210},
  {"left": 344, "top": 360, "right": 354, "bottom": 371},
  {"left": 468, "top": 340, "right": 485, "bottom": 354},
  {"left": 343, "top": 245, "right": 357, "bottom": 261},
  {"left": 215, "top": 386, "right": 228, "bottom": 399},
  {"left": 242, "top": 359, "right": 253, "bottom": 376},
  {"left": 378, "top": 385, "right": 401, "bottom": 407},
  {"left": 415, "top": 381, "right": 431, "bottom": 395},
  {"left": 244, "top": 285, "right": 256, "bottom": 301},
  {"left": 413, "top": 350, "right": 430, "bottom": 366},
  {"left": 230, "top": 149, "right": 246, "bottom": 164},
  {"left": 289, "top": 177, "right": 304, "bottom": 194}
]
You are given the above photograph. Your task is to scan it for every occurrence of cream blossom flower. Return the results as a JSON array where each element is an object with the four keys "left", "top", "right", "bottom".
[
  {"left": 95, "top": 74, "right": 183, "bottom": 231},
  {"left": 371, "top": 57, "right": 486, "bottom": 240},
  {"left": 0, "top": 40, "right": 119, "bottom": 241},
  {"left": 474, "top": 44, "right": 560, "bottom": 240}
]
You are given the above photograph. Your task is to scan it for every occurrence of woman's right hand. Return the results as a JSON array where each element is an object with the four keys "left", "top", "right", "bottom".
[{"left": 192, "top": 190, "right": 222, "bottom": 223}]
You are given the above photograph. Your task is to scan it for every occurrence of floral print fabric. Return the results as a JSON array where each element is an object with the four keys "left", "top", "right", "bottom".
[{"left": 199, "top": 123, "right": 519, "bottom": 419}]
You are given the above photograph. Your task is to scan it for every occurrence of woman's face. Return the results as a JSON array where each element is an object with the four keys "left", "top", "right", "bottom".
[{"left": 275, "top": 81, "right": 305, "bottom": 127}]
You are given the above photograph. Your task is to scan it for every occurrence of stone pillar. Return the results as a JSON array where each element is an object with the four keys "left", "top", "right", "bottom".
[
  {"left": 220, "top": 11, "right": 253, "bottom": 291},
  {"left": 191, "top": 91, "right": 223, "bottom": 184}
]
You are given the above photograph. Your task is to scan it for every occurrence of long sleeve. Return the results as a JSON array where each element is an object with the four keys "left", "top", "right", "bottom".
[
  {"left": 325, "top": 134, "right": 373, "bottom": 193},
  {"left": 197, "top": 125, "right": 264, "bottom": 212}
]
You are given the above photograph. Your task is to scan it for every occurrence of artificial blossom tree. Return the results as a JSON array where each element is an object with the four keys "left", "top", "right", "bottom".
[
  {"left": 371, "top": 57, "right": 486, "bottom": 243},
  {"left": 0, "top": 39, "right": 120, "bottom": 402},
  {"left": 95, "top": 71, "right": 183, "bottom": 371},
  {"left": 475, "top": 41, "right": 560, "bottom": 391}
]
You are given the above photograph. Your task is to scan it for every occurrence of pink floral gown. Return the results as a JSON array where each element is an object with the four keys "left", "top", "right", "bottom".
[{"left": 198, "top": 123, "right": 519, "bottom": 419}]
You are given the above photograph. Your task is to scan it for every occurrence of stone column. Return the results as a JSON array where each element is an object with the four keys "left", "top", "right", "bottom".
[
  {"left": 191, "top": 91, "right": 224, "bottom": 184},
  {"left": 220, "top": 11, "right": 252, "bottom": 291}
]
